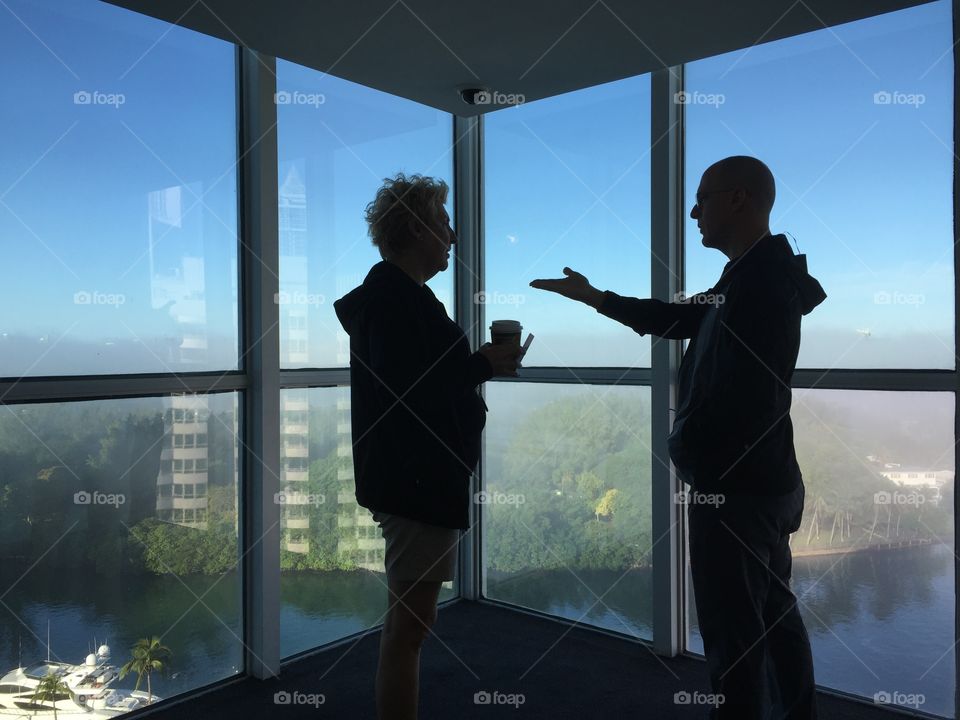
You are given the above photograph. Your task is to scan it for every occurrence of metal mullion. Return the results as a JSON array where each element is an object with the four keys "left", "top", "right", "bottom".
[
  {"left": 279, "top": 368, "right": 351, "bottom": 388},
  {"left": 5, "top": 367, "right": 949, "bottom": 407},
  {"left": 493, "top": 367, "right": 652, "bottom": 385},
  {"left": 238, "top": 47, "right": 281, "bottom": 680},
  {"left": 454, "top": 113, "right": 483, "bottom": 601},
  {"left": 792, "top": 369, "right": 956, "bottom": 392},
  {"left": 953, "top": 1, "right": 959, "bottom": 714},
  {"left": 651, "top": 65, "right": 685, "bottom": 658},
  {"left": 0, "top": 372, "right": 248, "bottom": 405}
]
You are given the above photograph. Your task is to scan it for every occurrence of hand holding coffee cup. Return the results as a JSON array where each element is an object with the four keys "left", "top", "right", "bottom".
[{"left": 480, "top": 320, "right": 524, "bottom": 377}]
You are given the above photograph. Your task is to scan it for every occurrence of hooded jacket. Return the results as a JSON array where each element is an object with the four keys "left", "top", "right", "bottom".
[
  {"left": 598, "top": 234, "right": 826, "bottom": 496},
  {"left": 334, "top": 261, "right": 493, "bottom": 529}
]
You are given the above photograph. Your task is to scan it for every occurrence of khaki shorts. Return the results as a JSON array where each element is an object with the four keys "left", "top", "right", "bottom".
[{"left": 372, "top": 511, "right": 460, "bottom": 583}]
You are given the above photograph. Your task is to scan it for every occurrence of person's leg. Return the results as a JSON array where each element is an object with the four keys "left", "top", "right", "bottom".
[
  {"left": 689, "top": 501, "right": 775, "bottom": 720},
  {"left": 763, "top": 498, "right": 818, "bottom": 719},
  {"left": 376, "top": 577, "right": 442, "bottom": 720}
]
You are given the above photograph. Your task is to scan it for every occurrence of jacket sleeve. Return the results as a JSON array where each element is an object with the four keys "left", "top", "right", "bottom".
[
  {"left": 597, "top": 291, "right": 710, "bottom": 339},
  {"left": 463, "top": 351, "right": 494, "bottom": 392}
]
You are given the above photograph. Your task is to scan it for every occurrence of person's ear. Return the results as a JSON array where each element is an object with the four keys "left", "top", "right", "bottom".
[
  {"left": 731, "top": 188, "right": 748, "bottom": 213},
  {"left": 406, "top": 216, "right": 421, "bottom": 240}
]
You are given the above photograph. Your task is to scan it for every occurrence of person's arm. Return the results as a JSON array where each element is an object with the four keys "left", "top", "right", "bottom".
[
  {"left": 529, "top": 267, "right": 709, "bottom": 339},
  {"left": 365, "top": 298, "right": 514, "bottom": 419},
  {"left": 597, "top": 291, "right": 709, "bottom": 339},
  {"left": 463, "top": 350, "right": 495, "bottom": 392}
]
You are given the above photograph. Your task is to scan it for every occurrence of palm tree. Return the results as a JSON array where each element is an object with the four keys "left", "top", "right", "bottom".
[
  {"left": 119, "top": 636, "right": 171, "bottom": 704},
  {"left": 32, "top": 671, "right": 70, "bottom": 719}
]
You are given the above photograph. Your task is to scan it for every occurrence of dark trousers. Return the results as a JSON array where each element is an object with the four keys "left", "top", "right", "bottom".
[{"left": 689, "top": 483, "right": 817, "bottom": 720}]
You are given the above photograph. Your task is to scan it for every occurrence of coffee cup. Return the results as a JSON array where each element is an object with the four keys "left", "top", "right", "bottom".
[{"left": 490, "top": 319, "right": 522, "bottom": 346}]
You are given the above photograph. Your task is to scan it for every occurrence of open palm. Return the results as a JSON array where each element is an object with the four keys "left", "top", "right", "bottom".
[{"left": 529, "top": 267, "right": 599, "bottom": 306}]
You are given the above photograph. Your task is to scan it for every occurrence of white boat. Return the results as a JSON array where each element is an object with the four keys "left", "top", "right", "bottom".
[{"left": 0, "top": 644, "right": 162, "bottom": 718}]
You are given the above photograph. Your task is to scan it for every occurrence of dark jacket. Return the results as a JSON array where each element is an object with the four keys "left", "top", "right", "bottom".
[
  {"left": 598, "top": 234, "right": 826, "bottom": 496},
  {"left": 334, "top": 261, "right": 493, "bottom": 529}
]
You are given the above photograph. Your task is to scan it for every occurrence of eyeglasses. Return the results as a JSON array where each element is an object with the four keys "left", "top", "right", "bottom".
[{"left": 694, "top": 188, "right": 738, "bottom": 207}]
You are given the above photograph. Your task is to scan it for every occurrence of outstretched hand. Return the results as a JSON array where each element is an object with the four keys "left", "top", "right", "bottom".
[{"left": 529, "top": 267, "right": 603, "bottom": 308}]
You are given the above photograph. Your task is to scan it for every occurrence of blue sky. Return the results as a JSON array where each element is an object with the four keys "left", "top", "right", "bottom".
[{"left": 0, "top": 0, "right": 953, "bottom": 375}]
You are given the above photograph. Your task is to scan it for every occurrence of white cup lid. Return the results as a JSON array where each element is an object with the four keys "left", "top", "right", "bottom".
[{"left": 490, "top": 320, "right": 522, "bottom": 333}]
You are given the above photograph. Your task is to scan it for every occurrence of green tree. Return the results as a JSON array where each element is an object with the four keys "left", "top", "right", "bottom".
[
  {"left": 32, "top": 671, "right": 70, "bottom": 719},
  {"left": 119, "top": 636, "right": 171, "bottom": 704}
]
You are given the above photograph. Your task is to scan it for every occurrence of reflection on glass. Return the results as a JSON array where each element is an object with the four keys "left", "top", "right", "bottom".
[
  {"left": 482, "top": 382, "right": 653, "bottom": 639},
  {"left": 279, "top": 387, "right": 455, "bottom": 659},
  {"left": 0, "top": 393, "right": 241, "bottom": 715},
  {"left": 0, "top": 0, "right": 239, "bottom": 376},
  {"left": 485, "top": 76, "right": 652, "bottom": 367},
  {"left": 276, "top": 61, "right": 454, "bottom": 368},
  {"left": 684, "top": 0, "right": 953, "bottom": 369},
  {"left": 687, "top": 390, "right": 955, "bottom": 717}
]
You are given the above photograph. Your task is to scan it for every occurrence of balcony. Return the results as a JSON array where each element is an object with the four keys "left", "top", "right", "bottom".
[
  {"left": 282, "top": 470, "right": 308, "bottom": 483},
  {"left": 285, "top": 540, "right": 309, "bottom": 553}
]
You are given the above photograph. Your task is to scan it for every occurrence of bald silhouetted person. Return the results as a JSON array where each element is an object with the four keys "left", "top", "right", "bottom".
[{"left": 532, "top": 156, "right": 826, "bottom": 719}]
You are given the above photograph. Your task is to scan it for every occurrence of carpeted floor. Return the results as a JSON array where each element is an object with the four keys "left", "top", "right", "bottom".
[{"left": 143, "top": 599, "right": 922, "bottom": 719}]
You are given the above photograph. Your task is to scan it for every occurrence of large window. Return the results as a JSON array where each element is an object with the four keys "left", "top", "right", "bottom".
[
  {"left": 686, "top": 390, "right": 955, "bottom": 716},
  {"left": 485, "top": 76, "right": 652, "bottom": 367},
  {"left": 276, "top": 60, "right": 456, "bottom": 657},
  {"left": 684, "top": 2, "right": 955, "bottom": 715},
  {"left": 0, "top": 1, "right": 243, "bottom": 715},
  {"left": 0, "top": 0, "right": 239, "bottom": 376},
  {"left": 278, "top": 387, "right": 456, "bottom": 658},
  {"left": 483, "top": 383, "right": 654, "bottom": 639},
  {"left": 482, "top": 76, "right": 655, "bottom": 641},
  {"left": 684, "top": 1, "right": 953, "bottom": 370},
  {"left": 276, "top": 60, "right": 453, "bottom": 369},
  {"left": 0, "top": 394, "right": 241, "bottom": 705}
]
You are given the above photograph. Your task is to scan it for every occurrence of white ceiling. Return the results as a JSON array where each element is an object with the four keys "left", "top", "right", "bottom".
[{"left": 104, "top": 0, "right": 933, "bottom": 115}]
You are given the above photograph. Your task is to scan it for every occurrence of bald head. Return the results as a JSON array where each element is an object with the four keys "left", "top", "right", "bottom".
[{"left": 706, "top": 156, "right": 776, "bottom": 216}]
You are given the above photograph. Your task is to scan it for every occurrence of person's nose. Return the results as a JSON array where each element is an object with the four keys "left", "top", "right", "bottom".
[
  {"left": 690, "top": 204, "right": 700, "bottom": 220},
  {"left": 448, "top": 225, "right": 457, "bottom": 246}
]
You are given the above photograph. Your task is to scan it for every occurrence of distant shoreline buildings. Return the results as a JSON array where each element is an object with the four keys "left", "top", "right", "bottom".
[{"left": 868, "top": 455, "right": 954, "bottom": 507}]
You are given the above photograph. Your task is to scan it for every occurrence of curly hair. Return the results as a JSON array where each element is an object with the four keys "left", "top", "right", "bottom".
[{"left": 364, "top": 173, "right": 449, "bottom": 260}]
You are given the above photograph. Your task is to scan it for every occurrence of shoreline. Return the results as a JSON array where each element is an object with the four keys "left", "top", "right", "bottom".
[{"left": 792, "top": 537, "right": 946, "bottom": 558}]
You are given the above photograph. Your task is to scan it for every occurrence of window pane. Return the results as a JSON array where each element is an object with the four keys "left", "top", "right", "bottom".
[
  {"left": 485, "top": 76, "right": 652, "bottom": 367},
  {"left": 0, "top": 393, "right": 241, "bottom": 710},
  {"left": 482, "top": 382, "right": 653, "bottom": 639},
  {"left": 279, "top": 387, "right": 455, "bottom": 659},
  {"left": 277, "top": 61, "right": 453, "bottom": 369},
  {"left": 684, "top": 1, "right": 953, "bottom": 369},
  {"left": 687, "top": 390, "right": 955, "bottom": 717},
  {"left": 0, "top": 0, "right": 239, "bottom": 376}
]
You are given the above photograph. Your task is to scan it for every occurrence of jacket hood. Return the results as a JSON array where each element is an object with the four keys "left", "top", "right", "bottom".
[
  {"left": 784, "top": 249, "right": 828, "bottom": 315},
  {"left": 334, "top": 261, "right": 417, "bottom": 335},
  {"left": 724, "top": 234, "right": 827, "bottom": 316}
]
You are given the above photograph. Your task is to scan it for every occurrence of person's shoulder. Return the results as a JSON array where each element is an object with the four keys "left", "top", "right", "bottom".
[
  {"left": 357, "top": 282, "right": 419, "bottom": 331},
  {"left": 725, "top": 261, "right": 801, "bottom": 319}
]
